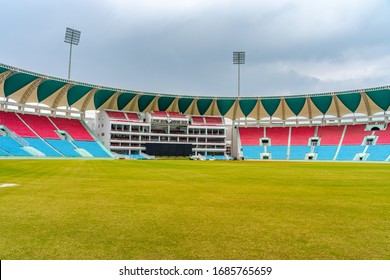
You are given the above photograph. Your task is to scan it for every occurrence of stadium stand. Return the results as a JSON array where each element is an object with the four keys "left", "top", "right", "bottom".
[
  {"left": 267, "top": 146, "right": 288, "bottom": 160},
  {"left": 0, "top": 136, "right": 31, "bottom": 156},
  {"left": 45, "top": 139, "right": 82, "bottom": 157},
  {"left": 265, "top": 127, "right": 289, "bottom": 145},
  {"left": 314, "top": 146, "right": 338, "bottom": 160},
  {"left": 0, "top": 110, "right": 111, "bottom": 158},
  {"left": 3, "top": 61, "right": 390, "bottom": 161},
  {"left": 238, "top": 127, "right": 265, "bottom": 146},
  {"left": 18, "top": 114, "right": 61, "bottom": 139},
  {"left": 239, "top": 123, "right": 390, "bottom": 161},
  {"left": 106, "top": 111, "right": 128, "bottom": 121},
  {"left": 168, "top": 112, "right": 187, "bottom": 119},
  {"left": 50, "top": 117, "right": 94, "bottom": 141},
  {"left": 205, "top": 117, "right": 223, "bottom": 125},
  {"left": 374, "top": 126, "right": 390, "bottom": 144},
  {"left": 125, "top": 112, "right": 142, "bottom": 122},
  {"left": 336, "top": 145, "right": 366, "bottom": 161},
  {"left": 317, "top": 125, "right": 344, "bottom": 145},
  {"left": 289, "top": 146, "right": 311, "bottom": 160},
  {"left": 241, "top": 146, "right": 264, "bottom": 159},
  {"left": 290, "top": 127, "right": 316, "bottom": 146},
  {"left": 191, "top": 116, "right": 205, "bottom": 125},
  {"left": 73, "top": 140, "right": 111, "bottom": 157},
  {"left": 366, "top": 145, "right": 390, "bottom": 161},
  {"left": 0, "top": 111, "right": 37, "bottom": 137},
  {"left": 24, "top": 138, "right": 62, "bottom": 157},
  {"left": 342, "top": 124, "right": 372, "bottom": 145},
  {"left": 151, "top": 111, "right": 168, "bottom": 118}
]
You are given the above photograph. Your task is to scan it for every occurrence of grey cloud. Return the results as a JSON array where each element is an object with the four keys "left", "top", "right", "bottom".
[{"left": 2, "top": 0, "right": 390, "bottom": 98}]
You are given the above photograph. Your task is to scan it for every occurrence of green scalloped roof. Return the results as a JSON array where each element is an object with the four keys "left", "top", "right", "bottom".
[
  {"left": 178, "top": 98, "right": 194, "bottom": 113},
  {"left": 261, "top": 98, "right": 281, "bottom": 116},
  {"left": 239, "top": 99, "right": 257, "bottom": 116},
  {"left": 4, "top": 73, "right": 38, "bottom": 97},
  {"left": 2, "top": 62, "right": 390, "bottom": 119},
  {"left": 0, "top": 66, "right": 8, "bottom": 74},
  {"left": 337, "top": 92, "right": 361, "bottom": 112},
  {"left": 310, "top": 95, "right": 332, "bottom": 114},
  {"left": 37, "top": 80, "right": 67, "bottom": 102},
  {"left": 197, "top": 99, "right": 213, "bottom": 115},
  {"left": 117, "top": 92, "right": 136, "bottom": 110},
  {"left": 94, "top": 89, "right": 116, "bottom": 109},
  {"left": 158, "top": 96, "right": 175, "bottom": 111},
  {"left": 67, "top": 85, "right": 93, "bottom": 106},
  {"left": 138, "top": 95, "right": 155, "bottom": 112},
  {"left": 285, "top": 97, "right": 306, "bottom": 116},
  {"left": 217, "top": 99, "right": 235, "bottom": 116},
  {"left": 366, "top": 89, "right": 390, "bottom": 111}
]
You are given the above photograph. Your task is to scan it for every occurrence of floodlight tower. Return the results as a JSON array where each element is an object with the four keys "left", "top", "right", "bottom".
[
  {"left": 64, "top": 27, "right": 81, "bottom": 80},
  {"left": 233, "top": 51, "right": 245, "bottom": 97},
  {"left": 232, "top": 51, "right": 245, "bottom": 160}
]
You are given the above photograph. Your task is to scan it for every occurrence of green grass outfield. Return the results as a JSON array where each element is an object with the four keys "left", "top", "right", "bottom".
[{"left": 0, "top": 159, "right": 389, "bottom": 260}]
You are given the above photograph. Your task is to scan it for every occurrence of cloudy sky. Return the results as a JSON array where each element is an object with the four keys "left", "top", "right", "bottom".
[{"left": 1, "top": 0, "right": 390, "bottom": 97}]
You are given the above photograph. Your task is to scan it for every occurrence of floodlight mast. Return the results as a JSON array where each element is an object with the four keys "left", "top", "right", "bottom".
[
  {"left": 233, "top": 51, "right": 245, "bottom": 97},
  {"left": 64, "top": 27, "right": 81, "bottom": 80}
]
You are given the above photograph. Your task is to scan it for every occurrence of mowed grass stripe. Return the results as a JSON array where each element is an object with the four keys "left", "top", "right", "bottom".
[{"left": 0, "top": 160, "right": 389, "bottom": 259}]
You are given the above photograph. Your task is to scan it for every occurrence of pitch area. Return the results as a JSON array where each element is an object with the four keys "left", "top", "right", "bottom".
[{"left": 0, "top": 160, "right": 389, "bottom": 259}]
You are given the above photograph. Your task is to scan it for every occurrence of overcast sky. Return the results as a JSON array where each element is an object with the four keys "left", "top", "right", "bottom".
[{"left": 1, "top": 0, "right": 390, "bottom": 97}]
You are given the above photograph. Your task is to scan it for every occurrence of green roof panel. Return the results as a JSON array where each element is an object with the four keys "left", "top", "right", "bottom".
[
  {"left": 217, "top": 99, "right": 235, "bottom": 116},
  {"left": 197, "top": 99, "right": 213, "bottom": 115},
  {"left": 94, "top": 89, "right": 116, "bottom": 109},
  {"left": 67, "top": 85, "right": 93, "bottom": 106},
  {"left": 117, "top": 92, "right": 136, "bottom": 110},
  {"left": 0, "top": 66, "right": 8, "bottom": 75},
  {"left": 310, "top": 95, "right": 333, "bottom": 114},
  {"left": 138, "top": 95, "right": 155, "bottom": 112},
  {"left": 4, "top": 73, "right": 38, "bottom": 97},
  {"left": 285, "top": 97, "right": 306, "bottom": 116},
  {"left": 158, "top": 96, "right": 175, "bottom": 111},
  {"left": 261, "top": 98, "right": 281, "bottom": 116},
  {"left": 178, "top": 98, "right": 194, "bottom": 113},
  {"left": 337, "top": 92, "right": 361, "bottom": 112},
  {"left": 239, "top": 99, "right": 257, "bottom": 116},
  {"left": 37, "top": 80, "right": 67, "bottom": 102},
  {"left": 366, "top": 89, "right": 390, "bottom": 111}
]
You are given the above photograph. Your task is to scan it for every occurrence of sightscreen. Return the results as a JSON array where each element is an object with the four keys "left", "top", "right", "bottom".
[{"left": 145, "top": 143, "right": 192, "bottom": 156}]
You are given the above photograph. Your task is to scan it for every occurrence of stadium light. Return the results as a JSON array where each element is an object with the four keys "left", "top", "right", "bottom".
[
  {"left": 233, "top": 51, "right": 245, "bottom": 97},
  {"left": 64, "top": 27, "right": 81, "bottom": 80}
]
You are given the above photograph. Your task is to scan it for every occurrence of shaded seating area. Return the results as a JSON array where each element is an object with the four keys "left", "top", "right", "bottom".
[
  {"left": 239, "top": 123, "right": 390, "bottom": 161},
  {"left": 18, "top": 114, "right": 61, "bottom": 139},
  {"left": 0, "top": 110, "right": 111, "bottom": 158},
  {"left": 238, "top": 127, "right": 264, "bottom": 145},
  {"left": 106, "top": 110, "right": 128, "bottom": 121},
  {"left": 50, "top": 117, "right": 94, "bottom": 141},
  {"left": 0, "top": 111, "right": 37, "bottom": 137}
]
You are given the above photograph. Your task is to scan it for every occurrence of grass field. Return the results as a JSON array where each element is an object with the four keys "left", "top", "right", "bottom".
[{"left": 0, "top": 159, "right": 389, "bottom": 260}]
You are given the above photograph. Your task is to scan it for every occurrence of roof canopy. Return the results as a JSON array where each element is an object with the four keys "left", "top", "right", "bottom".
[{"left": 1, "top": 63, "right": 390, "bottom": 120}]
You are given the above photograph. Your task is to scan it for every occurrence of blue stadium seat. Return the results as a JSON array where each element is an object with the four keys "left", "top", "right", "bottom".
[
  {"left": 24, "top": 138, "right": 63, "bottom": 157},
  {"left": 241, "top": 146, "right": 265, "bottom": 159},
  {"left": 366, "top": 145, "right": 390, "bottom": 161},
  {"left": 314, "top": 146, "right": 338, "bottom": 160},
  {"left": 73, "top": 141, "right": 111, "bottom": 157},
  {"left": 268, "top": 146, "right": 288, "bottom": 160},
  {"left": 0, "top": 148, "right": 10, "bottom": 156},
  {"left": 337, "top": 145, "right": 365, "bottom": 161},
  {"left": 46, "top": 139, "right": 81, "bottom": 157},
  {"left": 289, "top": 146, "right": 311, "bottom": 160},
  {"left": 0, "top": 136, "right": 31, "bottom": 156}
]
